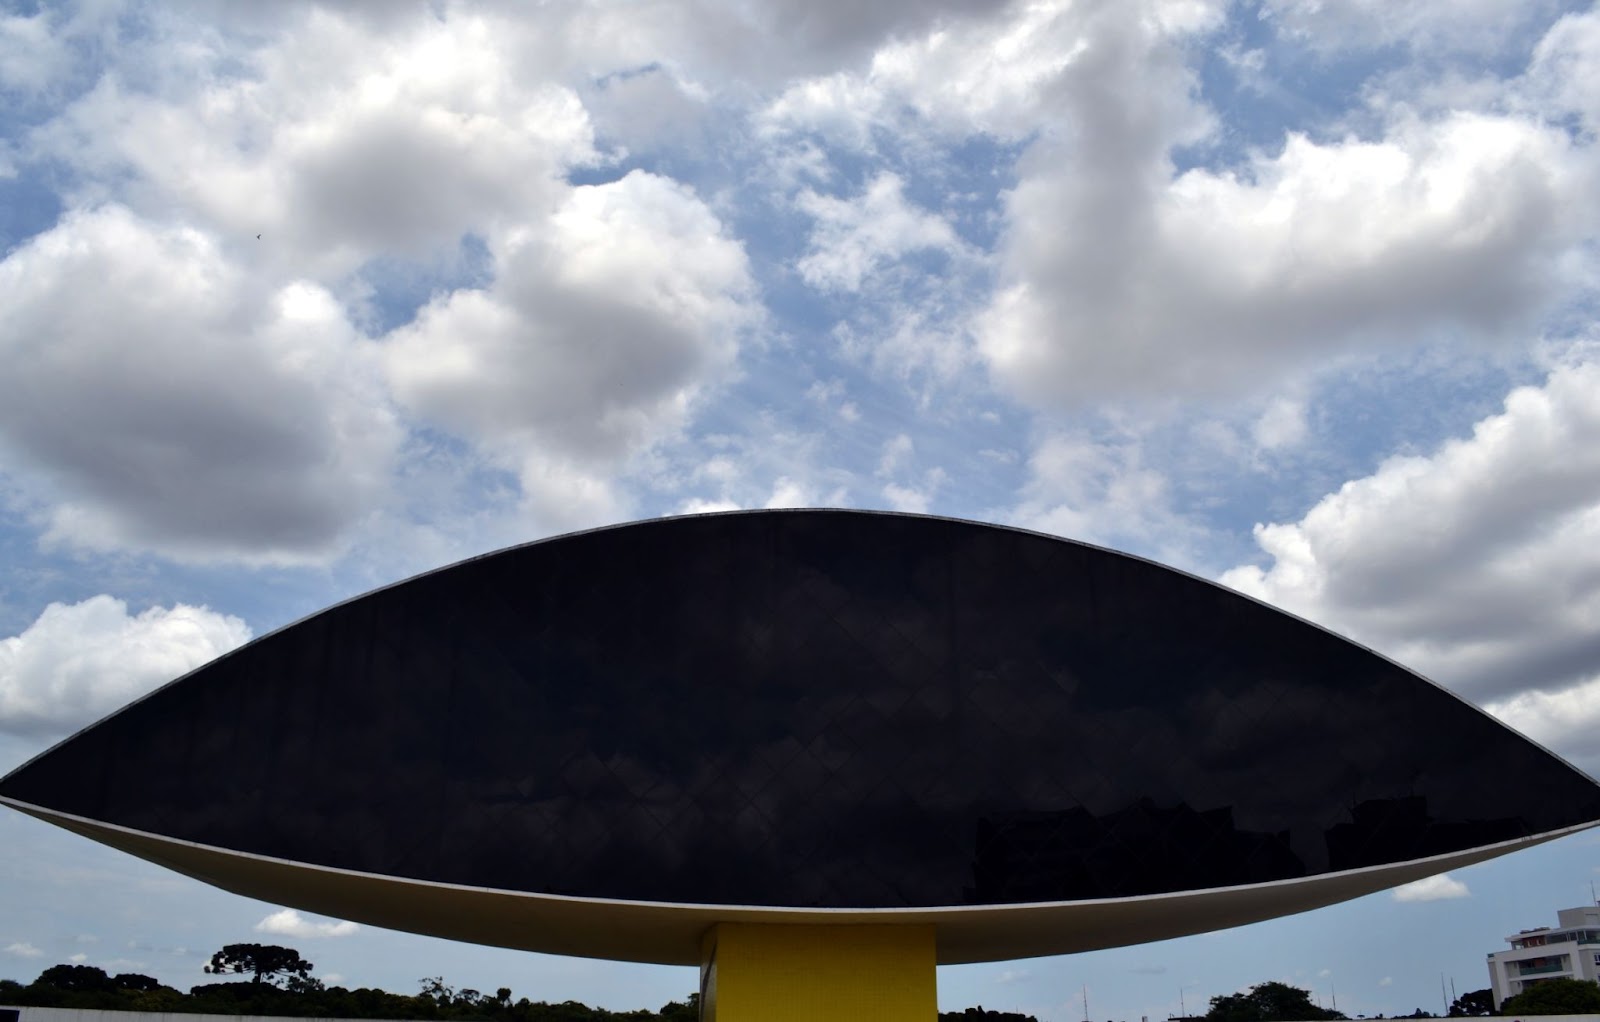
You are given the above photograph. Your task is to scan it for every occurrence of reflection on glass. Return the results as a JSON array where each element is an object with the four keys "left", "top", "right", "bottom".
[{"left": 4, "top": 511, "right": 1598, "bottom": 909}]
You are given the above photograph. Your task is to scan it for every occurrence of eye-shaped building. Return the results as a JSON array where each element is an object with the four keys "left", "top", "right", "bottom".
[{"left": 3, "top": 510, "right": 1597, "bottom": 1020}]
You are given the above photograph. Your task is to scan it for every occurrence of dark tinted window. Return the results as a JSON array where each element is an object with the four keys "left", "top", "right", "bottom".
[{"left": 5, "top": 511, "right": 1598, "bottom": 907}]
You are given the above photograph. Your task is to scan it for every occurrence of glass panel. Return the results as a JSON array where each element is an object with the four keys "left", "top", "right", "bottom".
[{"left": 5, "top": 511, "right": 1600, "bottom": 908}]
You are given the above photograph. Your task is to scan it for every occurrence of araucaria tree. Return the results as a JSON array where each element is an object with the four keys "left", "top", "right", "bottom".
[{"left": 204, "top": 944, "right": 314, "bottom": 987}]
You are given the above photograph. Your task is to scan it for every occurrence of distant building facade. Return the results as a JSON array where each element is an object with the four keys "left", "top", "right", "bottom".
[{"left": 1488, "top": 906, "right": 1600, "bottom": 1008}]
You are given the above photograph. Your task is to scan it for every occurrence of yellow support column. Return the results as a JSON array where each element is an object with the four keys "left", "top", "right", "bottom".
[{"left": 699, "top": 922, "right": 936, "bottom": 1022}]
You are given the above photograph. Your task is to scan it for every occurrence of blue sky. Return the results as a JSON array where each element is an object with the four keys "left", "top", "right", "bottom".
[{"left": 3, "top": 0, "right": 1600, "bottom": 1018}]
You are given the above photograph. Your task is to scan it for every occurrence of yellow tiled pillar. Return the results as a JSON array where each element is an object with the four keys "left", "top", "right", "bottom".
[{"left": 699, "top": 922, "right": 937, "bottom": 1022}]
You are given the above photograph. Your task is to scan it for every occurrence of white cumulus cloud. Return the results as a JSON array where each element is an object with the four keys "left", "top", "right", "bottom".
[
  {"left": 797, "top": 173, "right": 966, "bottom": 293},
  {"left": 1011, "top": 432, "right": 1197, "bottom": 561},
  {"left": 255, "top": 909, "right": 359, "bottom": 939},
  {"left": 1392, "top": 873, "right": 1471, "bottom": 902},
  {"left": 0, "top": 206, "right": 400, "bottom": 564},
  {"left": 384, "top": 170, "right": 757, "bottom": 529},
  {"left": 0, "top": 596, "right": 251, "bottom": 737},
  {"left": 1222, "top": 353, "right": 1600, "bottom": 718},
  {"left": 1483, "top": 676, "right": 1600, "bottom": 777},
  {"left": 982, "top": 109, "right": 1586, "bottom": 407},
  {"left": 1524, "top": 9, "right": 1600, "bottom": 129},
  {"left": 764, "top": 0, "right": 1223, "bottom": 143},
  {"left": 31, "top": 8, "right": 598, "bottom": 279}
]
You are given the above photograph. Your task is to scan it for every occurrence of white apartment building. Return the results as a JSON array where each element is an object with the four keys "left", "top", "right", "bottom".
[{"left": 1488, "top": 905, "right": 1600, "bottom": 1008}]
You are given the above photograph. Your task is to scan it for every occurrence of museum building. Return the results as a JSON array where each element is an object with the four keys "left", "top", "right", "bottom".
[{"left": 4, "top": 510, "right": 1598, "bottom": 1021}]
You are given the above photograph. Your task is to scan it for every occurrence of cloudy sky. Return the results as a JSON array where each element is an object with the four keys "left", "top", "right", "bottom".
[{"left": 3, "top": 0, "right": 1600, "bottom": 1018}]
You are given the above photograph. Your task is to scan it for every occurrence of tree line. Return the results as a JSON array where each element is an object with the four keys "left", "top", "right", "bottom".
[
  {"left": 9, "top": 948, "right": 1600, "bottom": 1021},
  {"left": 1200, "top": 979, "right": 1600, "bottom": 1021},
  {"left": 0, "top": 944, "right": 1043, "bottom": 1022},
  {"left": 0, "top": 945, "right": 697, "bottom": 1022}
]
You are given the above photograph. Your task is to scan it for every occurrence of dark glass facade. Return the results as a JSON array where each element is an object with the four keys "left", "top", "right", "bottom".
[{"left": 4, "top": 510, "right": 1598, "bottom": 909}]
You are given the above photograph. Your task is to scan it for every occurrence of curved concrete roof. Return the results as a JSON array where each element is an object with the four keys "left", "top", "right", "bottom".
[{"left": 6, "top": 798, "right": 1590, "bottom": 965}]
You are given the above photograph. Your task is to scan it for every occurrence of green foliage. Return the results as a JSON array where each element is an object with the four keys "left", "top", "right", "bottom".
[
  {"left": 1499, "top": 978, "right": 1600, "bottom": 1015},
  {"left": 115, "top": 974, "right": 165, "bottom": 992},
  {"left": 205, "top": 944, "right": 315, "bottom": 987},
  {"left": 656, "top": 995, "right": 698, "bottom": 1022},
  {"left": 1205, "top": 981, "right": 1347, "bottom": 1022},
  {"left": 34, "top": 965, "right": 117, "bottom": 992},
  {"left": 1448, "top": 990, "right": 1495, "bottom": 1017},
  {"left": 2, "top": 955, "right": 1008, "bottom": 1022},
  {"left": 17, "top": 963, "right": 183, "bottom": 1011}
]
